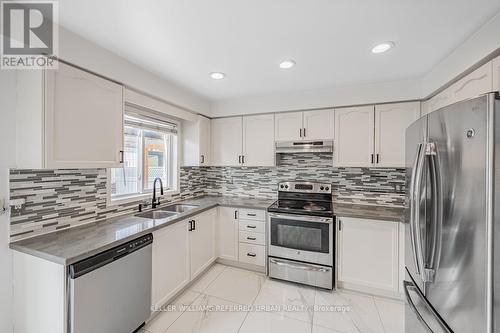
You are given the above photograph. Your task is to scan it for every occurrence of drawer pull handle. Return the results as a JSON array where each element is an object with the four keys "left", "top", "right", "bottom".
[
  {"left": 247, "top": 253, "right": 256, "bottom": 257},
  {"left": 247, "top": 213, "right": 257, "bottom": 216},
  {"left": 247, "top": 225, "right": 257, "bottom": 229},
  {"left": 247, "top": 237, "right": 257, "bottom": 240}
]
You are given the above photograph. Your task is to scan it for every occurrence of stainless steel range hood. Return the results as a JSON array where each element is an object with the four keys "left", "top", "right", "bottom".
[{"left": 275, "top": 140, "right": 333, "bottom": 153}]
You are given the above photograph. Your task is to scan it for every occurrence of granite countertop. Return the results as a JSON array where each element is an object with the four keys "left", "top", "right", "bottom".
[
  {"left": 10, "top": 195, "right": 405, "bottom": 266},
  {"left": 333, "top": 202, "right": 405, "bottom": 222},
  {"left": 9, "top": 195, "right": 275, "bottom": 265}
]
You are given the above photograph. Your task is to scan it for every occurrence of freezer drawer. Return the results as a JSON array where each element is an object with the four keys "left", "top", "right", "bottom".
[{"left": 404, "top": 270, "right": 452, "bottom": 333}]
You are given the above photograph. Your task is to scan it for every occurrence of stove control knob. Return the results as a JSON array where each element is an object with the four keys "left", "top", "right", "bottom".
[
  {"left": 320, "top": 186, "right": 324, "bottom": 190},
  {"left": 285, "top": 185, "right": 289, "bottom": 189},
  {"left": 280, "top": 185, "right": 284, "bottom": 189},
  {"left": 325, "top": 187, "right": 330, "bottom": 191}
]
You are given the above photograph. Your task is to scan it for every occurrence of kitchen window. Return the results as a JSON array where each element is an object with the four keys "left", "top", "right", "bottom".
[{"left": 109, "top": 104, "right": 179, "bottom": 203}]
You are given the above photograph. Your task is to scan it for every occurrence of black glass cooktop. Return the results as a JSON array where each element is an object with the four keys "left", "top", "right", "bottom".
[{"left": 268, "top": 199, "right": 333, "bottom": 217}]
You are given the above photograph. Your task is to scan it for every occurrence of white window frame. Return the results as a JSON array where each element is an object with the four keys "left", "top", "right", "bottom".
[{"left": 106, "top": 112, "right": 181, "bottom": 207}]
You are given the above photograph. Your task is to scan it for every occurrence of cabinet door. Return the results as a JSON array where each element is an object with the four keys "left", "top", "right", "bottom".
[
  {"left": 427, "top": 89, "right": 453, "bottom": 113},
  {"left": 242, "top": 114, "right": 275, "bottom": 166},
  {"left": 449, "top": 62, "right": 492, "bottom": 103},
  {"left": 274, "top": 111, "right": 302, "bottom": 141},
  {"left": 338, "top": 217, "right": 399, "bottom": 292},
  {"left": 211, "top": 117, "right": 243, "bottom": 166},
  {"left": 217, "top": 207, "right": 239, "bottom": 261},
  {"left": 303, "top": 109, "right": 334, "bottom": 140},
  {"left": 190, "top": 209, "right": 217, "bottom": 279},
  {"left": 374, "top": 102, "right": 420, "bottom": 167},
  {"left": 45, "top": 62, "right": 123, "bottom": 168},
  {"left": 199, "top": 115, "right": 211, "bottom": 166},
  {"left": 493, "top": 55, "right": 500, "bottom": 92},
  {"left": 334, "top": 106, "right": 374, "bottom": 167},
  {"left": 152, "top": 220, "right": 190, "bottom": 309}
]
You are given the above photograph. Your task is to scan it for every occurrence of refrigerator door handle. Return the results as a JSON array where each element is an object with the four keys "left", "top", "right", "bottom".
[
  {"left": 409, "top": 143, "right": 423, "bottom": 275},
  {"left": 413, "top": 142, "right": 427, "bottom": 282},
  {"left": 404, "top": 280, "right": 453, "bottom": 333},
  {"left": 426, "top": 142, "right": 441, "bottom": 283}
]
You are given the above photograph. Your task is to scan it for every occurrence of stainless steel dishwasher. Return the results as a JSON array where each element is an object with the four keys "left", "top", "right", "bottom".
[{"left": 69, "top": 234, "right": 153, "bottom": 333}]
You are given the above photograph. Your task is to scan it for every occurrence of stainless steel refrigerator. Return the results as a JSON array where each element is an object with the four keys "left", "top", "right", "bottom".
[{"left": 404, "top": 93, "right": 500, "bottom": 333}]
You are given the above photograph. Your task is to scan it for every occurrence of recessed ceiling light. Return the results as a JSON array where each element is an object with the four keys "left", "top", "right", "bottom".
[
  {"left": 279, "top": 60, "right": 296, "bottom": 69},
  {"left": 371, "top": 41, "right": 395, "bottom": 54},
  {"left": 210, "top": 72, "right": 226, "bottom": 80}
]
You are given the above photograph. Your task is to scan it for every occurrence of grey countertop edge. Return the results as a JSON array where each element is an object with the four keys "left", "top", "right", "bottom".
[
  {"left": 9, "top": 196, "right": 404, "bottom": 265},
  {"left": 9, "top": 196, "right": 274, "bottom": 266}
]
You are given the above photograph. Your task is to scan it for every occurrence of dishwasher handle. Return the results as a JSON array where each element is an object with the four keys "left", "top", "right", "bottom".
[{"left": 69, "top": 234, "right": 153, "bottom": 279}]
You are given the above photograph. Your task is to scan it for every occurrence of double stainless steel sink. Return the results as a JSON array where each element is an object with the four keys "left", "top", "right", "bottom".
[{"left": 135, "top": 204, "right": 198, "bottom": 220}]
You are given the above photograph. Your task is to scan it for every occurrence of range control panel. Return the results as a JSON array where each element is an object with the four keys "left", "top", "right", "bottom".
[{"left": 278, "top": 181, "right": 331, "bottom": 194}]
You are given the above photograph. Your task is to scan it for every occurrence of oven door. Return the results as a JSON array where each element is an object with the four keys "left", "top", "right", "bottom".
[{"left": 268, "top": 213, "right": 334, "bottom": 266}]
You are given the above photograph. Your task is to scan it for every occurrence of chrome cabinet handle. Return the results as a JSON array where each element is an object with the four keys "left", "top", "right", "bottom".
[
  {"left": 242, "top": 155, "right": 245, "bottom": 164},
  {"left": 269, "top": 258, "right": 330, "bottom": 272},
  {"left": 303, "top": 128, "right": 306, "bottom": 137},
  {"left": 246, "top": 225, "right": 257, "bottom": 229},
  {"left": 234, "top": 210, "right": 238, "bottom": 219},
  {"left": 246, "top": 213, "right": 257, "bottom": 217},
  {"left": 119, "top": 150, "right": 124, "bottom": 163},
  {"left": 247, "top": 253, "right": 256, "bottom": 257},
  {"left": 247, "top": 237, "right": 257, "bottom": 241},
  {"left": 200, "top": 155, "right": 205, "bottom": 164},
  {"left": 371, "top": 153, "right": 374, "bottom": 164},
  {"left": 299, "top": 128, "right": 302, "bottom": 137},
  {"left": 376, "top": 153, "right": 380, "bottom": 164}
]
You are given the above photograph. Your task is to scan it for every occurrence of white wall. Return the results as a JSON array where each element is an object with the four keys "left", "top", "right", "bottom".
[
  {"left": 0, "top": 70, "right": 16, "bottom": 333},
  {"left": 58, "top": 27, "right": 211, "bottom": 116},
  {"left": 210, "top": 78, "right": 422, "bottom": 117}
]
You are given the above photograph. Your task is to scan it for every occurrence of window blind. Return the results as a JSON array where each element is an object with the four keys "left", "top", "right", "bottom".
[{"left": 124, "top": 103, "right": 178, "bottom": 134}]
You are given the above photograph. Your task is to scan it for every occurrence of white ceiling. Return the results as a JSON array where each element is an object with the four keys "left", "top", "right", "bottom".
[{"left": 59, "top": 0, "right": 500, "bottom": 102}]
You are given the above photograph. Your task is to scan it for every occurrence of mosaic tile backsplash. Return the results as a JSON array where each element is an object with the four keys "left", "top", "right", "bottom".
[{"left": 9, "top": 153, "right": 405, "bottom": 240}]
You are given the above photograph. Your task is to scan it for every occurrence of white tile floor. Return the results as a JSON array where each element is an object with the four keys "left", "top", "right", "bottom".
[{"left": 141, "top": 264, "right": 404, "bottom": 333}]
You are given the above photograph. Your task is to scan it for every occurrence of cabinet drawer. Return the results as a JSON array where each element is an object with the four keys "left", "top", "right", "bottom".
[
  {"left": 239, "top": 231, "right": 265, "bottom": 245},
  {"left": 239, "top": 243, "right": 266, "bottom": 266},
  {"left": 239, "top": 209, "right": 266, "bottom": 221},
  {"left": 239, "top": 220, "right": 265, "bottom": 233}
]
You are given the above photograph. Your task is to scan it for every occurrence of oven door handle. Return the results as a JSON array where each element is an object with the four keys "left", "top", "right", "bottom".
[
  {"left": 268, "top": 213, "right": 333, "bottom": 223},
  {"left": 269, "top": 258, "right": 331, "bottom": 272}
]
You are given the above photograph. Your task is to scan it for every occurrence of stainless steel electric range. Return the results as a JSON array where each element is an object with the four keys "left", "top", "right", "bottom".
[{"left": 267, "top": 181, "right": 335, "bottom": 289}]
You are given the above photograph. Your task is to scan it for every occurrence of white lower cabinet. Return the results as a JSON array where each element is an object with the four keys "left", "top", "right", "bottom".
[
  {"left": 239, "top": 243, "right": 266, "bottom": 266},
  {"left": 337, "top": 217, "right": 400, "bottom": 295},
  {"left": 152, "top": 220, "right": 190, "bottom": 310},
  {"left": 189, "top": 209, "right": 217, "bottom": 279},
  {"left": 217, "top": 207, "right": 239, "bottom": 261}
]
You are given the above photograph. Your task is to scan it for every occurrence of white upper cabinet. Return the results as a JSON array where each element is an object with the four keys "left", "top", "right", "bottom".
[
  {"left": 16, "top": 61, "right": 124, "bottom": 169},
  {"left": 302, "top": 109, "right": 334, "bottom": 140},
  {"left": 183, "top": 115, "right": 211, "bottom": 166},
  {"left": 493, "top": 55, "right": 500, "bottom": 92},
  {"left": 211, "top": 117, "right": 243, "bottom": 166},
  {"left": 450, "top": 62, "right": 492, "bottom": 103},
  {"left": 426, "top": 61, "right": 495, "bottom": 114},
  {"left": 275, "top": 111, "right": 302, "bottom": 141},
  {"left": 337, "top": 217, "right": 400, "bottom": 294},
  {"left": 275, "top": 110, "right": 334, "bottom": 141},
  {"left": 242, "top": 114, "right": 275, "bottom": 166},
  {"left": 334, "top": 106, "right": 375, "bottom": 167},
  {"left": 374, "top": 102, "right": 420, "bottom": 167}
]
